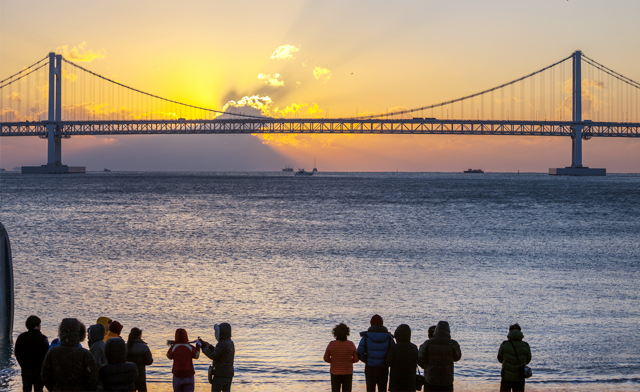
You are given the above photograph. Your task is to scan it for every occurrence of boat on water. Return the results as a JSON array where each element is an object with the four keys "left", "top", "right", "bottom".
[
  {"left": 103, "top": 168, "right": 111, "bottom": 172},
  {"left": 294, "top": 168, "right": 317, "bottom": 176},
  {"left": 463, "top": 168, "right": 484, "bottom": 173},
  {"left": 282, "top": 164, "right": 293, "bottom": 172}
]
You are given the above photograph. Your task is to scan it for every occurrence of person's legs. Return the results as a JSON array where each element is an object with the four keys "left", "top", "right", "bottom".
[
  {"left": 424, "top": 383, "right": 454, "bottom": 392},
  {"left": 212, "top": 376, "right": 233, "bottom": 392},
  {"left": 375, "top": 367, "right": 388, "bottom": 392},
  {"left": 135, "top": 380, "right": 147, "bottom": 392},
  {"left": 364, "top": 366, "right": 377, "bottom": 392},
  {"left": 21, "top": 373, "right": 33, "bottom": 392},
  {"left": 330, "top": 374, "right": 341, "bottom": 392},
  {"left": 342, "top": 374, "right": 353, "bottom": 392}
]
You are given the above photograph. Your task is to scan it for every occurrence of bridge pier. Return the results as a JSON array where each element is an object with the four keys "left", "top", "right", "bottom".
[
  {"left": 22, "top": 53, "right": 85, "bottom": 174},
  {"left": 550, "top": 50, "right": 605, "bottom": 176}
]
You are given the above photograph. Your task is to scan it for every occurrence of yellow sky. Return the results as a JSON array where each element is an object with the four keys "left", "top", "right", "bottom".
[{"left": 1, "top": 0, "right": 640, "bottom": 172}]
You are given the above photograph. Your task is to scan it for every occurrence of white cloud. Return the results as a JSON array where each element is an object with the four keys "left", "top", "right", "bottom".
[
  {"left": 258, "top": 73, "right": 284, "bottom": 87},
  {"left": 270, "top": 45, "right": 299, "bottom": 61},
  {"left": 57, "top": 42, "right": 105, "bottom": 62},
  {"left": 313, "top": 67, "right": 332, "bottom": 83},
  {"left": 221, "top": 95, "right": 273, "bottom": 117}
]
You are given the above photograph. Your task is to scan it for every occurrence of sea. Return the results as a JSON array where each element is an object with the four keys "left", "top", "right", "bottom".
[{"left": 0, "top": 171, "right": 639, "bottom": 391}]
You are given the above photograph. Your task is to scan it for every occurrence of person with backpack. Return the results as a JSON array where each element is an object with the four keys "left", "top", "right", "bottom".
[
  {"left": 167, "top": 328, "right": 201, "bottom": 392},
  {"left": 356, "top": 315, "right": 395, "bottom": 392},
  {"left": 497, "top": 323, "right": 532, "bottom": 392}
]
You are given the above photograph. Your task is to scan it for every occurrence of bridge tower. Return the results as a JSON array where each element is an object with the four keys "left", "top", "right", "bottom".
[
  {"left": 549, "top": 51, "right": 605, "bottom": 176},
  {"left": 22, "top": 53, "right": 85, "bottom": 174}
]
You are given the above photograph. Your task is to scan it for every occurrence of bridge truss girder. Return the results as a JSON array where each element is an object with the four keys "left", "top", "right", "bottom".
[{"left": 1, "top": 119, "right": 640, "bottom": 137}]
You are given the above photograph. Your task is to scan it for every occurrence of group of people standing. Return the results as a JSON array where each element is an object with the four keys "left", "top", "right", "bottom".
[
  {"left": 324, "top": 315, "right": 531, "bottom": 392},
  {"left": 13, "top": 315, "right": 235, "bottom": 392}
]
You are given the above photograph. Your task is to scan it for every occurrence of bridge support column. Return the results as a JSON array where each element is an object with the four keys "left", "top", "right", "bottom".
[
  {"left": 550, "top": 50, "right": 605, "bottom": 176},
  {"left": 22, "top": 53, "right": 85, "bottom": 174}
]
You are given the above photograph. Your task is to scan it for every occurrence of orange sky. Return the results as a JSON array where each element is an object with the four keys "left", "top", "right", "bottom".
[{"left": 1, "top": 0, "right": 640, "bottom": 172}]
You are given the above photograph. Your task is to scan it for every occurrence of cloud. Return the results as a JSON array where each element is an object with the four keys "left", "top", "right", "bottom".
[
  {"left": 258, "top": 73, "right": 284, "bottom": 87},
  {"left": 8, "top": 92, "right": 21, "bottom": 102},
  {"left": 270, "top": 45, "right": 299, "bottom": 61},
  {"left": 313, "top": 67, "right": 332, "bottom": 83},
  {"left": 57, "top": 42, "right": 105, "bottom": 62},
  {"left": 61, "top": 69, "right": 77, "bottom": 81},
  {"left": 220, "top": 95, "right": 273, "bottom": 118}
]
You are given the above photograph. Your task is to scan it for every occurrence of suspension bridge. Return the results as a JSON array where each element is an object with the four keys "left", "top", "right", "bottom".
[{"left": 1, "top": 50, "right": 639, "bottom": 175}]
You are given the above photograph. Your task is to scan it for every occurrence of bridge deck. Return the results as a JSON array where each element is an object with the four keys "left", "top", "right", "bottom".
[{"left": 1, "top": 119, "right": 639, "bottom": 137}]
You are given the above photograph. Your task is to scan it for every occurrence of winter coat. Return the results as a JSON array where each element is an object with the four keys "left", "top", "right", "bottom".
[
  {"left": 202, "top": 323, "right": 235, "bottom": 378},
  {"left": 89, "top": 324, "right": 108, "bottom": 368},
  {"left": 497, "top": 329, "right": 531, "bottom": 382},
  {"left": 324, "top": 339, "right": 359, "bottom": 375},
  {"left": 14, "top": 329, "right": 49, "bottom": 376},
  {"left": 99, "top": 337, "right": 138, "bottom": 391},
  {"left": 167, "top": 328, "right": 200, "bottom": 378},
  {"left": 356, "top": 325, "right": 395, "bottom": 368},
  {"left": 417, "top": 321, "right": 461, "bottom": 387},
  {"left": 103, "top": 330, "right": 120, "bottom": 343},
  {"left": 41, "top": 318, "right": 99, "bottom": 392},
  {"left": 126, "top": 338, "right": 153, "bottom": 383},
  {"left": 387, "top": 324, "right": 418, "bottom": 392}
]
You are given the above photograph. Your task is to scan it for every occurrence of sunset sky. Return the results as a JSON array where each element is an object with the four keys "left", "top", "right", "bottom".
[{"left": 1, "top": 0, "right": 640, "bottom": 172}]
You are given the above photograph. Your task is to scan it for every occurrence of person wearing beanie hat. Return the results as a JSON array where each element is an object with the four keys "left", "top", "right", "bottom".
[
  {"left": 356, "top": 314, "right": 395, "bottom": 392},
  {"left": 104, "top": 320, "right": 123, "bottom": 343},
  {"left": 15, "top": 315, "right": 49, "bottom": 392},
  {"left": 417, "top": 321, "right": 462, "bottom": 391},
  {"left": 497, "top": 323, "right": 532, "bottom": 392}
]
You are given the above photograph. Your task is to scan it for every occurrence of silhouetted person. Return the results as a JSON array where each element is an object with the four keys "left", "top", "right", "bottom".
[
  {"left": 201, "top": 323, "right": 235, "bottom": 392},
  {"left": 418, "top": 321, "right": 461, "bottom": 392},
  {"left": 14, "top": 315, "right": 49, "bottom": 392},
  {"left": 386, "top": 324, "right": 418, "bottom": 392},
  {"left": 497, "top": 323, "right": 531, "bottom": 392},
  {"left": 99, "top": 337, "right": 138, "bottom": 391},
  {"left": 104, "top": 320, "right": 123, "bottom": 343},
  {"left": 41, "top": 318, "right": 99, "bottom": 392},
  {"left": 324, "top": 322, "right": 359, "bottom": 392},
  {"left": 88, "top": 324, "right": 107, "bottom": 368},
  {"left": 357, "top": 314, "right": 395, "bottom": 392},
  {"left": 428, "top": 325, "right": 436, "bottom": 339},
  {"left": 126, "top": 328, "right": 153, "bottom": 392},
  {"left": 167, "top": 328, "right": 200, "bottom": 392}
]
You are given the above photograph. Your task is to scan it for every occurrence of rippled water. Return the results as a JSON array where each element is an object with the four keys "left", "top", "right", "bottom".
[{"left": 1, "top": 172, "right": 639, "bottom": 391}]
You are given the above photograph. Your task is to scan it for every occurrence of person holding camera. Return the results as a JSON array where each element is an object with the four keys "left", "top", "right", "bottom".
[{"left": 200, "top": 323, "right": 235, "bottom": 392}]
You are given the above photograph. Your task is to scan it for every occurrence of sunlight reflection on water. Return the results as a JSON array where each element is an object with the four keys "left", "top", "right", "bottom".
[{"left": 1, "top": 172, "right": 639, "bottom": 391}]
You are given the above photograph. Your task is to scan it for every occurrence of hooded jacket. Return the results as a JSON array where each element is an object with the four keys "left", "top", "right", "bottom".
[
  {"left": 166, "top": 328, "right": 200, "bottom": 378},
  {"left": 41, "top": 318, "right": 99, "bottom": 392},
  {"left": 126, "top": 337, "right": 153, "bottom": 383},
  {"left": 14, "top": 328, "right": 49, "bottom": 375},
  {"left": 202, "top": 323, "right": 235, "bottom": 378},
  {"left": 99, "top": 337, "right": 138, "bottom": 391},
  {"left": 497, "top": 329, "right": 531, "bottom": 381},
  {"left": 417, "top": 321, "right": 462, "bottom": 387},
  {"left": 89, "top": 324, "right": 108, "bottom": 367},
  {"left": 386, "top": 324, "right": 418, "bottom": 392},
  {"left": 356, "top": 325, "right": 395, "bottom": 368}
]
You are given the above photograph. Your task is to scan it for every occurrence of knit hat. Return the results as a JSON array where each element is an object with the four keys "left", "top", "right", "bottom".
[
  {"left": 370, "top": 314, "right": 383, "bottom": 326},
  {"left": 108, "top": 320, "right": 123, "bottom": 335},
  {"left": 25, "top": 315, "right": 41, "bottom": 331}
]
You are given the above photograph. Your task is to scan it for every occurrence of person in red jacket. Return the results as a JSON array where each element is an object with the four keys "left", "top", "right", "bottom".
[
  {"left": 324, "top": 323, "right": 359, "bottom": 392},
  {"left": 167, "top": 328, "right": 200, "bottom": 392}
]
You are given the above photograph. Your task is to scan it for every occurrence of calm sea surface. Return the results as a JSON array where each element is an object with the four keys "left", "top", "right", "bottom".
[{"left": 1, "top": 172, "right": 639, "bottom": 391}]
